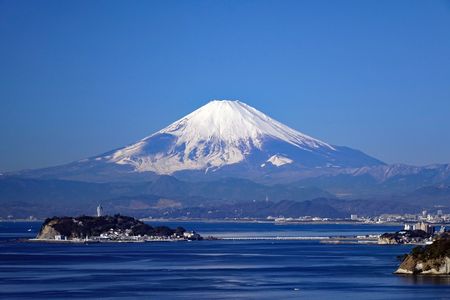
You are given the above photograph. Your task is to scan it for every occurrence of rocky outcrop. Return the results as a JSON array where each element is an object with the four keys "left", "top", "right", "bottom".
[
  {"left": 395, "top": 233, "right": 450, "bottom": 275},
  {"left": 37, "top": 223, "right": 61, "bottom": 239},
  {"left": 396, "top": 255, "right": 450, "bottom": 275}
]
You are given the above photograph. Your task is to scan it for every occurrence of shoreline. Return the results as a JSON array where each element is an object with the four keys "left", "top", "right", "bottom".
[
  {"left": 26, "top": 238, "right": 191, "bottom": 244},
  {"left": 25, "top": 235, "right": 382, "bottom": 244},
  {"left": 139, "top": 218, "right": 406, "bottom": 226},
  {"left": 3, "top": 218, "right": 448, "bottom": 227}
]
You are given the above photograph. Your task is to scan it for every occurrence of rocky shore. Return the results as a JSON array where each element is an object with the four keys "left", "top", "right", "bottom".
[
  {"left": 35, "top": 215, "right": 202, "bottom": 242},
  {"left": 395, "top": 233, "right": 450, "bottom": 275}
]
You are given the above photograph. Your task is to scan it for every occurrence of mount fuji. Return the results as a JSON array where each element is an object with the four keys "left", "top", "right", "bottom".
[
  {"left": 107, "top": 100, "right": 383, "bottom": 174},
  {"left": 4, "top": 100, "right": 450, "bottom": 217},
  {"left": 16, "top": 100, "right": 384, "bottom": 182}
]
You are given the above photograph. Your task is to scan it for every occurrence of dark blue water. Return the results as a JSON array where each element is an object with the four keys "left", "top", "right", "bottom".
[{"left": 1, "top": 222, "right": 450, "bottom": 299}]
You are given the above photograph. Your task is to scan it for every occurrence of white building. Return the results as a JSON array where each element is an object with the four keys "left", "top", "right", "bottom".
[
  {"left": 413, "top": 222, "right": 434, "bottom": 234},
  {"left": 55, "top": 235, "right": 66, "bottom": 240}
]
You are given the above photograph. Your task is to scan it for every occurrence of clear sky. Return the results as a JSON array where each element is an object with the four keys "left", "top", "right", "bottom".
[{"left": 1, "top": 0, "right": 450, "bottom": 171}]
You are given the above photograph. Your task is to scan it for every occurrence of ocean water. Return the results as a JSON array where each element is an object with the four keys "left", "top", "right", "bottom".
[{"left": 1, "top": 221, "right": 450, "bottom": 299}]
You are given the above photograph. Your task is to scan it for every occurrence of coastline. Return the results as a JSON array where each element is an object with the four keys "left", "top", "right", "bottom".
[
  {"left": 3, "top": 217, "right": 448, "bottom": 228},
  {"left": 139, "top": 218, "right": 406, "bottom": 226},
  {"left": 26, "top": 238, "right": 191, "bottom": 244}
]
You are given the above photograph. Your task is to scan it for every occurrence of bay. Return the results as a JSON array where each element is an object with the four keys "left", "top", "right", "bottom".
[{"left": 1, "top": 221, "right": 449, "bottom": 299}]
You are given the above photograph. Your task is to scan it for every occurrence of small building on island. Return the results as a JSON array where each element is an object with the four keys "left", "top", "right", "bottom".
[{"left": 97, "top": 205, "right": 104, "bottom": 217}]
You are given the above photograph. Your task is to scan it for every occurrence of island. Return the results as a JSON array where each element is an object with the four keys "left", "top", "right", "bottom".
[
  {"left": 378, "top": 230, "right": 432, "bottom": 245},
  {"left": 34, "top": 214, "right": 202, "bottom": 242},
  {"left": 378, "top": 222, "right": 441, "bottom": 245},
  {"left": 395, "top": 233, "right": 450, "bottom": 275}
]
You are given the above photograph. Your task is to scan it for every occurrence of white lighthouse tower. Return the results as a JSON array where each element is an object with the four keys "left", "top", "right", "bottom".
[{"left": 96, "top": 204, "right": 103, "bottom": 217}]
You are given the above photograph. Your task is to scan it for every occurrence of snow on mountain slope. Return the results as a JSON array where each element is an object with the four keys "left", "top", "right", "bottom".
[
  {"left": 103, "top": 100, "right": 335, "bottom": 174},
  {"left": 88, "top": 100, "right": 384, "bottom": 175},
  {"left": 261, "top": 155, "right": 294, "bottom": 167},
  {"left": 158, "top": 100, "right": 334, "bottom": 151},
  {"left": 346, "top": 163, "right": 450, "bottom": 182},
  {"left": 10, "top": 100, "right": 450, "bottom": 191}
]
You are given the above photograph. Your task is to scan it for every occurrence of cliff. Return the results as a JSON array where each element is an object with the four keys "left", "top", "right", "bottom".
[
  {"left": 395, "top": 233, "right": 450, "bottom": 275},
  {"left": 36, "top": 215, "right": 200, "bottom": 240}
]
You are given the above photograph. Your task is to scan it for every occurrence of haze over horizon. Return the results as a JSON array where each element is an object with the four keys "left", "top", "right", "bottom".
[{"left": 1, "top": 0, "right": 450, "bottom": 171}]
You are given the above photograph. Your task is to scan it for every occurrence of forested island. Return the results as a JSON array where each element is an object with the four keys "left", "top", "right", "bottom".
[
  {"left": 396, "top": 233, "right": 450, "bottom": 275},
  {"left": 35, "top": 215, "right": 202, "bottom": 242}
]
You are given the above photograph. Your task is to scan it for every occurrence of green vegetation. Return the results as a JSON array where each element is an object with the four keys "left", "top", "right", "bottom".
[
  {"left": 40, "top": 214, "right": 187, "bottom": 239},
  {"left": 410, "top": 233, "right": 450, "bottom": 261}
]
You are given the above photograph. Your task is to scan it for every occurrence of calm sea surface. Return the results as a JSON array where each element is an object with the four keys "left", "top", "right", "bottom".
[{"left": 1, "top": 221, "right": 450, "bottom": 299}]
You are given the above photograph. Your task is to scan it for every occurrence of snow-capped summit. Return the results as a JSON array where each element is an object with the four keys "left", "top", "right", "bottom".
[
  {"left": 97, "top": 100, "right": 383, "bottom": 175},
  {"left": 158, "top": 100, "right": 334, "bottom": 151}
]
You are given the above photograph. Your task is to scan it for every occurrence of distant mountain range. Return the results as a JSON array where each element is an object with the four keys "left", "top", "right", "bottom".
[
  {"left": 2, "top": 100, "right": 450, "bottom": 218},
  {"left": 0, "top": 174, "right": 448, "bottom": 219}
]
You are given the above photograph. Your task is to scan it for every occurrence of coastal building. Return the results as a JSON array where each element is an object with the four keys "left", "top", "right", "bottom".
[
  {"left": 54, "top": 235, "right": 67, "bottom": 241},
  {"left": 413, "top": 222, "right": 435, "bottom": 235},
  {"left": 350, "top": 214, "right": 358, "bottom": 221},
  {"left": 403, "top": 222, "right": 435, "bottom": 235}
]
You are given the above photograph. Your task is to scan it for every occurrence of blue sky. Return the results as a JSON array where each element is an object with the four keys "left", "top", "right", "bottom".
[{"left": 1, "top": 0, "right": 450, "bottom": 171}]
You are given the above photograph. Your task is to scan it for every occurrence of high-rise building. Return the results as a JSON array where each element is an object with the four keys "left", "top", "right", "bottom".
[{"left": 413, "top": 222, "right": 434, "bottom": 235}]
